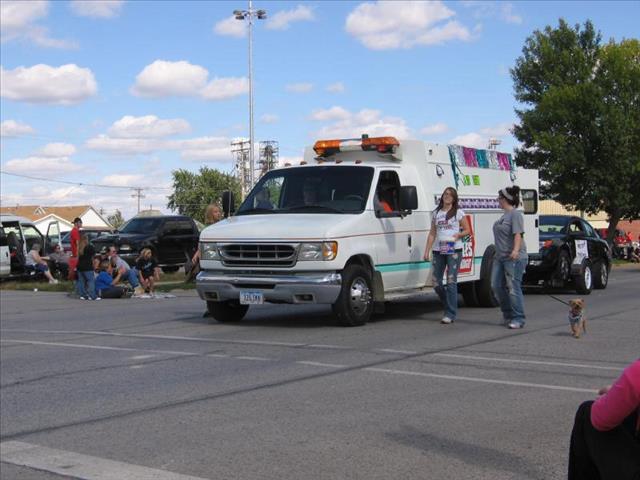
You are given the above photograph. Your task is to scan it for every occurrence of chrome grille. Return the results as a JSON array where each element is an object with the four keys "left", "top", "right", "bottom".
[{"left": 219, "top": 243, "right": 297, "bottom": 267}]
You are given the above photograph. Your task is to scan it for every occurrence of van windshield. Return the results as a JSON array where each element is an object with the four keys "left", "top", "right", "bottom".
[{"left": 236, "top": 166, "right": 374, "bottom": 215}]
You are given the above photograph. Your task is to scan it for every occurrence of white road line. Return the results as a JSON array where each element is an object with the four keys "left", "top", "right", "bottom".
[
  {"left": 1, "top": 441, "right": 209, "bottom": 480},
  {"left": 365, "top": 367, "right": 598, "bottom": 393},
  {"left": 234, "top": 356, "right": 271, "bottom": 361},
  {"left": 296, "top": 361, "right": 347, "bottom": 368},
  {"left": 378, "top": 349, "right": 418, "bottom": 355},
  {"left": 129, "top": 355, "right": 156, "bottom": 360},
  {"left": 0, "top": 340, "right": 199, "bottom": 357},
  {"left": 0, "top": 329, "right": 307, "bottom": 348},
  {"left": 307, "top": 344, "right": 350, "bottom": 349},
  {"left": 433, "top": 353, "right": 624, "bottom": 371},
  {"left": 206, "top": 353, "right": 228, "bottom": 358}
]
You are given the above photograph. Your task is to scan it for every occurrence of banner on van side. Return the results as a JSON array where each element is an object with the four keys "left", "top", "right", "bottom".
[{"left": 460, "top": 214, "right": 475, "bottom": 275}]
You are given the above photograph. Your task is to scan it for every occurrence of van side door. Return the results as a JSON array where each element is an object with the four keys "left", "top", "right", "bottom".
[{"left": 45, "top": 221, "right": 62, "bottom": 254}]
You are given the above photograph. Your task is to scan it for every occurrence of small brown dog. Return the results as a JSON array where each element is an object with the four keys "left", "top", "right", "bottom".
[{"left": 568, "top": 299, "right": 587, "bottom": 338}]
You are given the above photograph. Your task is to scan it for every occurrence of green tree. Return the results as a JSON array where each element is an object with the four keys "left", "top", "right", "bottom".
[
  {"left": 107, "top": 209, "right": 125, "bottom": 229},
  {"left": 511, "top": 19, "right": 640, "bottom": 242},
  {"left": 167, "top": 167, "right": 241, "bottom": 223}
]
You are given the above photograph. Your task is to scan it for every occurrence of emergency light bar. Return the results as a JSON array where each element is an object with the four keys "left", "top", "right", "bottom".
[{"left": 313, "top": 135, "right": 399, "bottom": 157}]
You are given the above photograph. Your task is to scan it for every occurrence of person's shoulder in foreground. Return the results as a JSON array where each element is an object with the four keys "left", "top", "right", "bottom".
[{"left": 591, "top": 359, "right": 640, "bottom": 431}]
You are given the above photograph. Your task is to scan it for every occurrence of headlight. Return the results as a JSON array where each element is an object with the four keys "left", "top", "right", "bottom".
[
  {"left": 298, "top": 242, "right": 338, "bottom": 261},
  {"left": 200, "top": 242, "right": 220, "bottom": 260}
]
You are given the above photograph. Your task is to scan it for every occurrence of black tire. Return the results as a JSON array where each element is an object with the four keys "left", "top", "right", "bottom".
[
  {"left": 162, "top": 266, "right": 180, "bottom": 273},
  {"left": 207, "top": 300, "right": 249, "bottom": 323},
  {"left": 459, "top": 281, "right": 479, "bottom": 307},
  {"left": 332, "top": 264, "right": 373, "bottom": 326},
  {"left": 476, "top": 246, "right": 499, "bottom": 307},
  {"left": 573, "top": 260, "right": 593, "bottom": 295},
  {"left": 592, "top": 260, "right": 609, "bottom": 290},
  {"left": 554, "top": 249, "right": 571, "bottom": 285}
]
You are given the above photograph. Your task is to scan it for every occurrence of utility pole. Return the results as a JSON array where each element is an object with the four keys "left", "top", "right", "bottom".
[
  {"left": 131, "top": 188, "right": 145, "bottom": 213},
  {"left": 234, "top": 1, "right": 266, "bottom": 189}
]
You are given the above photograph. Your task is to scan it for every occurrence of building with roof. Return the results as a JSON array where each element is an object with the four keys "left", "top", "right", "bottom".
[{"left": 0, "top": 205, "right": 111, "bottom": 233}]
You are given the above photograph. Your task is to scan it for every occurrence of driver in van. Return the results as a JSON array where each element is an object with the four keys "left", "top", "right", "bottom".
[
  {"left": 302, "top": 181, "right": 319, "bottom": 205},
  {"left": 255, "top": 188, "right": 274, "bottom": 210}
]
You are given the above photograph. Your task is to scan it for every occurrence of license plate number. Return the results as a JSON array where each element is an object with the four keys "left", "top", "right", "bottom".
[{"left": 240, "top": 291, "right": 264, "bottom": 305}]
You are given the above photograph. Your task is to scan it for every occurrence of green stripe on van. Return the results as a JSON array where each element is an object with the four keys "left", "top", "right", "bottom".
[{"left": 375, "top": 257, "right": 483, "bottom": 273}]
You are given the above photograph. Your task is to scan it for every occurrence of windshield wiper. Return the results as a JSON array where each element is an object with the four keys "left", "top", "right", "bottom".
[
  {"left": 283, "top": 204, "right": 345, "bottom": 214},
  {"left": 235, "top": 207, "right": 277, "bottom": 216}
]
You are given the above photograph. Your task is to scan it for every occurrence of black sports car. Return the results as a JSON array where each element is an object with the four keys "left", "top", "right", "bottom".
[{"left": 524, "top": 215, "right": 611, "bottom": 294}]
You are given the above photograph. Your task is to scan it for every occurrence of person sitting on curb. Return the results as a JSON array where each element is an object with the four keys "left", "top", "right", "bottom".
[
  {"left": 107, "top": 245, "right": 144, "bottom": 295},
  {"left": 136, "top": 248, "right": 160, "bottom": 296},
  {"left": 25, "top": 243, "right": 58, "bottom": 284},
  {"left": 48, "top": 243, "right": 70, "bottom": 279},
  {"left": 95, "top": 260, "right": 127, "bottom": 299},
  {"left": 568, "top": 359, "right": 640, "bottom": 479}
]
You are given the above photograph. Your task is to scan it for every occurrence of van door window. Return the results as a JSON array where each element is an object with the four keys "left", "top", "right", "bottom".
[
  {"left": 521, "top": 189, "right": 538, "bottom": 214},
  {"left": 374, "top": 171, "right": 401, "bottom": 216},
  {"left": 22, "top": 226, "right": 43, "bottom": 252}
]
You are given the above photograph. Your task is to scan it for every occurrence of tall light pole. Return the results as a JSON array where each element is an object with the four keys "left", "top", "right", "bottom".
[{"left": 234, "top": 1, "right": 266, "bottom": 188}]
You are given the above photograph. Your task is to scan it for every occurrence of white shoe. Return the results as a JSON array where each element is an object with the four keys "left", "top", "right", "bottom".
[
  {"left": 79, "top": 296, "right": 86, "bottom": 300},
  {"left": 508, "top": 322, "right": 524, "bottom": 329},
  {"left": 94, "top": 297, "right": 102, "bottom": 301},
  {"left": 441, "top": 316, "right": 453, "bottom": 324},
  {"left": 49, "top": 279, "right": 59, "bottom": 284}
]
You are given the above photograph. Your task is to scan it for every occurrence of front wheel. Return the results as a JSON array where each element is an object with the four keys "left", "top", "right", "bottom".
[
  {"left": 573, "top": 261, "right": 593, "bottom": 295},
  {"left": 207, "top": 300, "right": 249, "bottom": 323},
  {"left": 332, "top": 264, "right": 373, "bottom": 327}
]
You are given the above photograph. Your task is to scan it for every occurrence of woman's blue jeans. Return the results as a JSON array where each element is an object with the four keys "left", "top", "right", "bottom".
[
  {"left": 76, "top": 270, "right": 96, "bottom": 299},
  {"left": 431, "top": 250, "right": 463, "bottom": 320},
  {"left": 491, "top": 256, "right": 527, "bottom": 326}
]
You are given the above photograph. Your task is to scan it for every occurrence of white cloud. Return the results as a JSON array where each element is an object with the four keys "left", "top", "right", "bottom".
[
  {"left": 311, "top": 106, "right": 411, "bottom": 139},
  {"left": 286, "top": 83, "right": 314, "bottom": 93},
  {"left": 131, "top": 60, "right": 208, "bottom": 97},
  {"left": 326, "top": 82, "right": 345, "bottom": 93},
  {"left": 278, "top": 155, "right": 304, "bottom": 166},
  {"left": 345, "top": 1, "right": 474, "bottom": 50},
  {"left": 214, "top": 16, "right": 246, "bottom": 38},
  {"left": 200, "top": 77, "right": 249, "bottom": 100},
  {"left": 0, "top": 0, "right": 77, "bottom": 48},
  {"left": 37, "top": 143, "right": 77, "bottom": 157},
  {"left": 449, "top": 132, "right": 486, "bottom": 149},
  {"left": 0, "top": 120, "right": 35, "bottom": 138},
  {"left": 107, "top": 115, "right": 190, "bottom": 138},
  {"left": 86, "top": 132, "right": 233, "bottom": 161},
  {"left": 480, "top": 123, "right": 513, "bottom": 137},
  {"left": 131, "top": 60, "right": 248, "bottom": 101},
  {"left": 100, "top": 174, "right": 145, "bottom": 187},
  {"left": 260, "top": 114, "right": 279, "bottom": 124},
  {"left": 420, "top": 122, "right": 449, "bottom": 136},
  {"left": 70, "top": 0, "right": 125, "bottom": 18},
  {"left": 463, "top": 1, "right": 522, "bottom": 25},
  {"left": 266, "top": 5, "right": 314, "bottom": 30},
  {"left": 85, "top": 135, "right": 161, "bottom": 154},
  {"left": 3, "top": 156, "right": 83, "bottom": 175},
  {"left": 310, "top": 106, "right": 352, "bottom": 122},
  {"left": 0, "top": 64, "right": 97, "bottom": 104}
]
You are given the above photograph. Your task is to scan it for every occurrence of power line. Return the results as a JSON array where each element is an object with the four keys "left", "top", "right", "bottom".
[{"left": 0, "top": 171, "right": 172, "bottom": 191}]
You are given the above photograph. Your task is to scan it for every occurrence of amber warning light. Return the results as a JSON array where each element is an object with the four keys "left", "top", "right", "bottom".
[{"left": 313, "top": 136, "right": 399, "bottom": 157}]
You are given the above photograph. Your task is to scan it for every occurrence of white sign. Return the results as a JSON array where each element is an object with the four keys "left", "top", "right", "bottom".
[{"left": 573, "top": 240, "right": 589, "bottom": 265}]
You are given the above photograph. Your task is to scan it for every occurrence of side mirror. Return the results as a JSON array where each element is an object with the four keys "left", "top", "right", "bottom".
[
  {"left": 399, "top": 186, "right": 418, "bottom": 212},
  {"left": 221, "top": 190, "right": 235, "bottom": 218}
]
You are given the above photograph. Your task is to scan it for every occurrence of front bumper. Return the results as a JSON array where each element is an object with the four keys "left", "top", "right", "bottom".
[{"left": 196, "top": 270, "right": 342, "bottom": 304}]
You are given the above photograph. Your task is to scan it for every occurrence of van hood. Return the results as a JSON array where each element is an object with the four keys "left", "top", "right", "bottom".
[{"left": 200, "top": 214, "right": 369, "bottom": 241}]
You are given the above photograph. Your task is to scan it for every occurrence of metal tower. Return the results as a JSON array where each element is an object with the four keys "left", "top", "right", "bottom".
[{"left": 258, "top": 141, "right": 279, "bottom": 177}]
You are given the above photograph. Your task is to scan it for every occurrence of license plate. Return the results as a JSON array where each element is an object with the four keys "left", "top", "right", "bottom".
[{"left": 240, "top": 291, "right": 264, "bottom": 305}]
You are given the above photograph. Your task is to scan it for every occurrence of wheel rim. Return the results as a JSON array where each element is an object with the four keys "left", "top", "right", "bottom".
[
  {"left": 349, "top": 277, "right": 371, "bottom": 316},
  {"left": 584, "top": 266, "right": 592, "bottom": 289}
]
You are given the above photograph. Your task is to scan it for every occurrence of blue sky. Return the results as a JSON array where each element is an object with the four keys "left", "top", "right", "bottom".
[{"left": 1, "top": 0, "right": 638, "bottom": 218}]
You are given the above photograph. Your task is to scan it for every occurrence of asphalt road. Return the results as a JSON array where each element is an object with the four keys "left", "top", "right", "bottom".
[{"left": 1, "top": 267, "right": 638, "bottom": 480}]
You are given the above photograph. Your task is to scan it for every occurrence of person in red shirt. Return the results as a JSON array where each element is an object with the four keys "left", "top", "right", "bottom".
[
  {"left": 70, "top": 217, "right": 82, "bottom": 257},
  {"left": 568, "top": 359, "right": 640, "bottom": 479}
]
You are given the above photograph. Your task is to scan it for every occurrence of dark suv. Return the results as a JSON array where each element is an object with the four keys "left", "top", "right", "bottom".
[{"left": 92, "top": 215, "right": 199, "bottom": 272}]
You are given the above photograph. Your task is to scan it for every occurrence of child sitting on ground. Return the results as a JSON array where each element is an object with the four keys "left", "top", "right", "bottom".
[
  {"left": 95, "top": 259, "right": 126, "bottom": 299},
  {"left": 136, "top": 248, "right": 160, "bottom": 295}
]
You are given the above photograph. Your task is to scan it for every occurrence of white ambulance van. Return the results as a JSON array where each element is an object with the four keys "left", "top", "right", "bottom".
[{"left": 196, "top": 135, "right": 539, "bottom": 326}]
